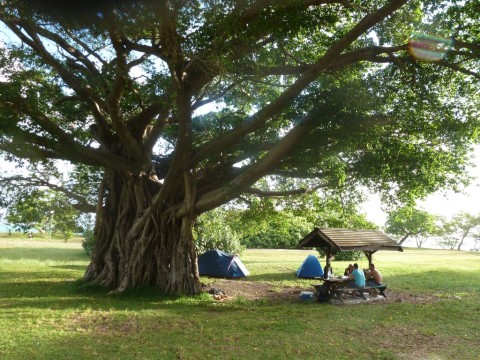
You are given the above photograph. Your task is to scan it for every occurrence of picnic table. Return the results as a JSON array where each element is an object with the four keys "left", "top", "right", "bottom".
[
  {"left": 312, "top": 276, "right": 388, "bottom": 303},
  {"left": 312, "top": 276, "right": 350, "bottom": 302}
]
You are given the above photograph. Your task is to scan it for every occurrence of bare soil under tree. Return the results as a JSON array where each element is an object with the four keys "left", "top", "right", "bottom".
[{"left": 202, "top": 279, "right": 440, "bottom": 305}]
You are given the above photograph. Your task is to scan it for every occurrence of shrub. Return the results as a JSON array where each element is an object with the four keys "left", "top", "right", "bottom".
[
  {"left": 195, "top": 228, "right": 245, "bottom": 255},
  {"left": 316, "top": 248, "right": 363, "bottom": 261},
  {"left": 333, "top": 251, "right": 363, "bottom": 261},
  {"left": 240, "top": 213, "right": 312, "bottom": 249},
  {"left": 194, "top": 209, "right": 245, "bottom": 255},
  {"left": 82, "top": 228, "right": 95, "bottom": 256}
]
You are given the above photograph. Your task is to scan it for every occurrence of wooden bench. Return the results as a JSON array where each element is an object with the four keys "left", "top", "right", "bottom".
[
  {"left": 311, "top": 282, "right": 388, "bottom": 302},
  {"left": 334, "top": 284, "right": 388, "bottom": 301},
  {"left": 367, "top": 284, "right": 388, "bottom": 297}
]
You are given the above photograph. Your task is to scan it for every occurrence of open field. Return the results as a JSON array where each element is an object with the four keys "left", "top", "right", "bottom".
[{"left": 1, "top": 234, "right": 479, "bottom": 360}]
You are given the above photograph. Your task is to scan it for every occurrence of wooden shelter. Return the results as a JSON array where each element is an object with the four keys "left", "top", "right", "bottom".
[{"left": 298, "top": 228, "right": 403, "bottom": 279}]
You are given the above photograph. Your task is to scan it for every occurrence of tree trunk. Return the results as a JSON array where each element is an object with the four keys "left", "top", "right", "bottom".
[
  {"left": 83, "top": 170, "right": 201, "bottom": 295},
  {"left": 397, "top": 234, "right": 410, "bottom": 245},
  {"left": 457, "top": 234, "right": 467, "bottom": 251}
]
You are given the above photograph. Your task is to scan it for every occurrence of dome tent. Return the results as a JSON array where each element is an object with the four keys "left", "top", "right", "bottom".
[
  {"left": 198, "top": 250, "right": 250, "bottom": 278},
  {"left": 296, "top": 254, "right": 324, "bottom": 279}
]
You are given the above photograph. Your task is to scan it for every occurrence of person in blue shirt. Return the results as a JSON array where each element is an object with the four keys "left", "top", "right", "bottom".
[{"left": 347, "top": 263, "right": 365, "bottom": 288}]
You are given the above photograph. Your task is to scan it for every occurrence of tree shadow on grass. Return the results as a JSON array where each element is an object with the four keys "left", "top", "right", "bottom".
[
  {"left": 2, "top": 268, "right": 477, "bottom": 313},
  {"left": 200, "top": 271, "right": 305, "bottom": 285},
  {"left": 0, "top": 276, "right": 216, "bottom": 312}
]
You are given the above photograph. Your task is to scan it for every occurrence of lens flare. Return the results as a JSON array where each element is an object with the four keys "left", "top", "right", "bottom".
[{"left": 408, "top": 33, "right": 453, "bottom": 62}]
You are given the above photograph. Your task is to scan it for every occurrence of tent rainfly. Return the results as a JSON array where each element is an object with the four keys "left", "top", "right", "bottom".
[
  {"left": 298, "top": 228, "right": 403, "bottom": 279},
  {"left": 296, "top": 254, "right": 324, "bottom": 279},
  {"left": 198, "top": 250, "right": 250, "bottom": 278}
]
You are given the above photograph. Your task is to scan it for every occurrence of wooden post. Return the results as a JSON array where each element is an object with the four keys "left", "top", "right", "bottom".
[
  {"left": 324, "top": 247, "right": 332, "bottom": 279},
  {"left": 323, "top": 247, "right": 337, "bottom": 279},
  {"left": 364, "top": 250, "right": 377, "bottom": 268}
]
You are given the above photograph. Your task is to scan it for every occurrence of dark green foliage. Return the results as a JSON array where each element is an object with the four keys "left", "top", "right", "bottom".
[
  {"left": 82, "top": 228, "right": 95, "bottom": 256},
  {"left": 332, "top": 251, "right": 363, "bottom": 262},
  {"left": 241, "top": 213, "right": 312, "bottom": 249},
  {"left": 316, "top": 247, "right": 364, "bottom": 262},
  {"left": 6, "top": 188, "right": 81, "bottom": 240},
  {"left": 194, "top": 208, "right": 245, "bottom": 255}
]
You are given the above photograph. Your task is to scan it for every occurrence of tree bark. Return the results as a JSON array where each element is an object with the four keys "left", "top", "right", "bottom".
[
  {"left": 83, "top": 170, "right": 201, "bottom": 295},
  {"left": 397, "top": 234, "right": 410, "bottom": 245},
  {"left": 457, "top": 234, "right": 467, "bottom": 251}
]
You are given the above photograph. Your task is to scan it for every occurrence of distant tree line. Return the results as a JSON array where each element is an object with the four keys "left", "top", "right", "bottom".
[
  {"left": 385, "top": 206, "right": 480, "bottom": 251},
  {"left": 194, "top": 188, "right": 378, "bottom": 255},
  {"left": 1, "top": 177, "right": 376, "bottom": 253},
  {"left": 4, "top": 181, "right": 480, "bottom": 253}
]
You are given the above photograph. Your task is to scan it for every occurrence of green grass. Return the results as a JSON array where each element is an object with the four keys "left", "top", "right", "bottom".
[{"left": 0, "top": 236, "right": 479, "bottom": 360}]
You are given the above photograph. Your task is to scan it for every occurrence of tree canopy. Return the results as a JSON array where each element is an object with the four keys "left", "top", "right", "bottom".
[
  {"left": 1, "top": 0, "right": 479, "bottom": 295},
  {"left": 385, "top": 205, "right": 441, "bottom": 247},
  {"left": 438, "top": 212, "right": 480, "bottom": 251}
]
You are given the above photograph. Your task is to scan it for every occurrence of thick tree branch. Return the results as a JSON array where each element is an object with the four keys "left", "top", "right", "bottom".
[
  {"left": 121, "top": 37, "right": 167, "bottom": 62},
  {"left": 103, "top": 11, "right": 147, "bottom": 165},
  {"left": 143, "top": 108, "right": 171, "bottom": 153},
  {"left": 132, "top": 6, "right": 194, "bottom": 222},
  {"left": 2, "top": 96, "right": 135, "bottom": 171},
  {"left": 192, "top": 108, "right": 401, "bottom": 211},
  {"left": 192, "top": 83, "right": 237, "bottom": 111},
  {"left": 193, "top": 0, "right": 408, "bottom": 165},
  {"left": 245, "top": 184, "right": 325, "bottom": 198},
  {"left": 34, "top": 24, "right": 103, "bottom": 80},
  {"left": 126, "top": 103, "right": 164, "bottom": 139},
  {"left": 62, "top": 27, "right": 109, "bottom": 67},
  {"left": 190, "top": 107, "right": 321, "bottom": 215},
  {"left": 436, "top": 61, "right": 480, "bottom": 80},
  {"left": 0, "top": 141, "right": 63, "bottom": 160},
  {"left": 453, "top": 39, "right": 480, "bottom": 52},
  {"left": 0, "top": 175, "right": 96, "bottom": 213},
  {"left": 236, "top": 45, "right": 409, "bottom": 75},
  {"left": 0, "top": 13, "right": 108, "bottom": 110}
]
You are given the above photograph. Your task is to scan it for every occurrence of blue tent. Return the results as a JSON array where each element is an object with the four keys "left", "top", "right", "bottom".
[
  {"left": 296, "top": 254, "right": 324, "bottom": 278},
  {"left": 198, "top": 250, "right": 250, "bottom": 278}
]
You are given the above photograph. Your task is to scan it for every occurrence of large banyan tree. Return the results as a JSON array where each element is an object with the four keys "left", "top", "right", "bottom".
[{"left": 0, "top": 0, "right": 479, "bottom": 294}]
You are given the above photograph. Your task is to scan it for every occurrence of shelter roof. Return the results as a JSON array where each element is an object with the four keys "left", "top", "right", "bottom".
[{"left": 298, "top": 228, "right": 403, "bottom": 253}]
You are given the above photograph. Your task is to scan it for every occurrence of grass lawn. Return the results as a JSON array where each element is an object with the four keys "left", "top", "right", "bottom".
[{"left": 1, "top": 233, "right": 479, "bottom": 360}]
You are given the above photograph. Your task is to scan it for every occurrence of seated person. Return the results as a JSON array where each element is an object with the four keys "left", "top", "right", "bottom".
[
  {"left": 344, "top": 263, "right": 354, "bottom": 276},
  {"left": 365, "top": 263, "right": 382, "bottom": 286},
  {"left": 347, "top": 263, "right": 365, "bottom": 289}
]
